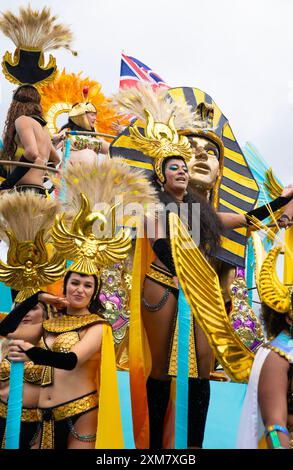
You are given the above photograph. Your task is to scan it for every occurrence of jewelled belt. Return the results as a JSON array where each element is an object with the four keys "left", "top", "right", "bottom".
[
  {"left": 38, "top": 391, "right": 98, "bottom": 449},
  {"left": 145, "top": 263, "right": 177, "bottom": 290},
  {"left": 0, "top": 399, "right": 39, "bottom": 422}
]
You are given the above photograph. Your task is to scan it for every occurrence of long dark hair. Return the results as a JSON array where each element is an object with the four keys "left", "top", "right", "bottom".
[
  {"left": 261, "top": 297, "right": 292, "bottom": 339},
  {"left": 153, "top": 156, "right": 223, "bottom": 259},
  {"left": 3, "top": 85, "right": 43, "bottom": 160},
  {"left": 63, "top": 271, "right": 101, "bottom": 314}
]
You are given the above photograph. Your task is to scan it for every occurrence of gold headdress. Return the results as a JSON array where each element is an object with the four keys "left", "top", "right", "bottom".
[
  {"left": 38, "top": 70, "right": 127, "bottom": 136},
  {"left": 0, "top": 5, "right": 76, "bottom": 86},
  {"left": 130, "top": 110, "right": 192, "bottom": 182},
  {"left": 68, "top": 85, "right": 97, "bottom": 131},
  {"left": 52, "top": 193, "right": 132, "bottom": 279},
  {"left": 112, "top": 83, "right": 194, "bottom": 183},
  {"left": 258, "top": 246, "right": 293, "bottom": 316},
  {"left": 0, "top": 192, "right": 66, "bottom": 302}
]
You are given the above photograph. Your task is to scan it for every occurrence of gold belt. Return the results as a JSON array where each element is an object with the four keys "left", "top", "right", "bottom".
[
  {"left": 145, "top": 263, "right": 177, "bottom": 290},
  {"left": 0, "top": 399, "right": 39, "bottom": 422},
  {"left": 38, "top": 391, "right": 98, "bottom": 449}
]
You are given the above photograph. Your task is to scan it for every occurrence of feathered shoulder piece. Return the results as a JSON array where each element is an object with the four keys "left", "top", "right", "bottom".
[
  {"left": 0, "top": 5, "right": 76, "bottom": 85},
  {"left": 63, "top": 157, "right": 159, "bottom": 217},
  {"left": 0, "top": 192, "right": 66, "bottom": 302}
]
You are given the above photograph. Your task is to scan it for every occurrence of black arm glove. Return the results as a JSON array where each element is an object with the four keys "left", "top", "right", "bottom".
[
  {"left": 152, "top": 238, "right": 176, "bottom": 276},
  {"left": 25, "top": 347, "right": 77, "bottom": 371},
  {"left": 0, "top": 156, "right": 31, "bottom": 190},
  {"left": 245, "top": 196, "right": 292, "bottom": 225},
  {"left": 0, "top": 292, "right": 39, "bottom": 336}
]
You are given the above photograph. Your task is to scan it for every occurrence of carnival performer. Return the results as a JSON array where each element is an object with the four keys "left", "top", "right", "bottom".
[
  {"left": 0, "top": 5, "right": 76, "bottom": 193},
  {"left": 0, "top": 190, "right": 131, "bottom": 449},
  {"left": 0, "top": 154, "right": 157, "bottom": 449},
  {"left": 112, "top": 84, "right": 293, "bottom": 449},
  {"left": 237, "top": 242, "right": 293, "bottom": 449},
  {"left": 0, "top": 190, "right": 66, "bottom": 449},
  {"left": 0, "top": 299, "right": 47, "bottom": 449},
  {"left": 168, "top": 207, "right": 293, "bottom": 449},
  {"left": 37, "top": 71, "right": 126, "bottom": 166},
  {"left": 52, "top": 88, "right": 110, "bottom": 163},
  {"left": 0, "top": 85, "right": 60, "bottom": 194}
]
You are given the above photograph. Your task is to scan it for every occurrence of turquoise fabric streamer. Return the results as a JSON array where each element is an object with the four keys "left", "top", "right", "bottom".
[
  {"left": 246, "top": 238, "right": 254, "bottom": 307},
  {"left": 117, "top": 371, "right": 135, "bottom": 449},
  {"left": 58, "top": 136, "right": 71, "bottom": 202},
  {"left": 174, "top": 286, "right": 191, "bottom": 449},
  {"left": 5, "top": 362, "right": 24, "bottom": 449}
]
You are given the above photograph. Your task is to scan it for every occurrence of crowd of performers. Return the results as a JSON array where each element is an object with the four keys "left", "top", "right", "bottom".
[{"left": 0, "top": 5, "right": 292, "bottom": 450}]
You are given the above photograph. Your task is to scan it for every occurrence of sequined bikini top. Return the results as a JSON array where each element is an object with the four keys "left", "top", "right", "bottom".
[
  {"left": 0, "top": 358, "right": 43, "bottom": 384},
  {"left": 40, "top": 314, "right": 104, "bottom": 387}
]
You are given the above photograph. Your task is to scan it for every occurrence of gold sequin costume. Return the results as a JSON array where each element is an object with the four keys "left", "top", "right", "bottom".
[{"left": 35, "top": 313, "right": 104, "bottom": 449}]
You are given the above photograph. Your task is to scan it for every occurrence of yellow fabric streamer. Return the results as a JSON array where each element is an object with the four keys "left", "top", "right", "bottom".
[
  {"left": 284, "top": 227, "right": 293, "bottom": 285},
  {"left": 129, "top": 234, "right": 153, "bottom": 448},
  {"left": 96, "top": 323, "right": 124, "bottom": 449}
]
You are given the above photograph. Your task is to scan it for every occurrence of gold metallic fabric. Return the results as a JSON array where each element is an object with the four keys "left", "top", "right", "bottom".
[
  {"left": 0, "top": 358, "right": 43, "bottom": 384},
  {"left": 0, "top": 399, "right": 39, "bottom": 422},
  {"left": 168, "top": 313, "right": 198, "bottom": 378},
  {"left": 258, "top": 246, "right": 291, "bottom": 313},
  {"left": 169, "top": 212, "right": 254, "bottom": 383},
  {"left": 43, "top": 314, "right": 104, "bottom": 334}
]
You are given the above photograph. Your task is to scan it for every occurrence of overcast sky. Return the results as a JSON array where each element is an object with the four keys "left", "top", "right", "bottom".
[{"left": 0, "top": 0, "right": 293, "bottom": 185}]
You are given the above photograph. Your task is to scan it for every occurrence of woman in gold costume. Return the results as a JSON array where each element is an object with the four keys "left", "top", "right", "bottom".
[
  {"left": 237, "top": 244, "right": 293, "bottom": 449},
  {"left": 0, "top": 300, "right": 47, "bottom": 448},
  {"left": 113, "top": 85, "right": 293, "bottom": 449},
  {"left": 0, "top": 190, "right": 131, "bottom": 449},
  {"left": 6, "top": 275, "right": 105, "bottom": 449}
]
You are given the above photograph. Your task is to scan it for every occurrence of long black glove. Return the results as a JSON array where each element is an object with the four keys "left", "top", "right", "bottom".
[
  {"left": 25, "top": 347, "right": 77, "bottom": 371},
  {"left": 152, "top": 238, "right": 176, "bottom": 276},
  {"left": 0, "top": 156, "right": 32, "bottom": 190},
  {"left": 245, "top": 196, "right": 292, "bottom": 225},
  {"left": 0, "top": 292, "right": 39, "bottom": 336}
]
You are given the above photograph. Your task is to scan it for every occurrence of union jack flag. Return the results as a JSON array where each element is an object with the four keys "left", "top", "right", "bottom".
[{"left": 119, "top": 52, "right": 169, "bottom": 89}]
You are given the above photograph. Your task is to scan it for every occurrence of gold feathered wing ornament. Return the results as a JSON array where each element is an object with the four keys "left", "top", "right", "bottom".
[
  {"left": 169, "top": 212, "right": 254, "bottom": 382},
  {"left": 52, "top": 193, "right": 132, "bottom": 275},
  {"left": 0, "top": 192, "right": 66, "bottom": 302},
  {"left": 0, "top": 231, "right": 66, "bottom": 302}
]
